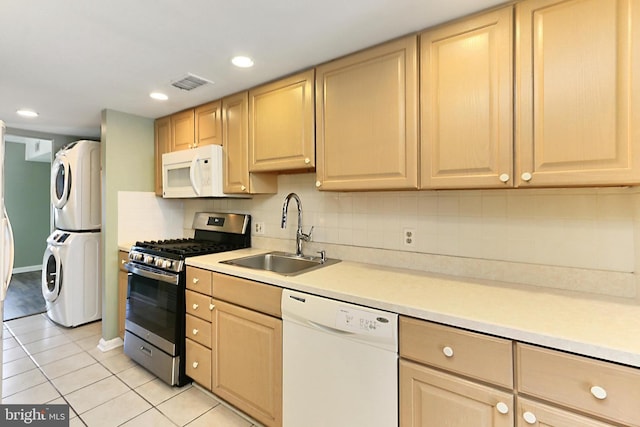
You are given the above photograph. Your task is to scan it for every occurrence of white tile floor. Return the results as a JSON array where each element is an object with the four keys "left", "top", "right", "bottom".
[{"left": 2, "top": 314, "right": 259, "bottom": 427}]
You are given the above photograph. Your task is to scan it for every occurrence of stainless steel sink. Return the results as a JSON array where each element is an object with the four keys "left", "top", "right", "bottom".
[{"left": 220, "top": 251, "right": 340, "bottom": 276}]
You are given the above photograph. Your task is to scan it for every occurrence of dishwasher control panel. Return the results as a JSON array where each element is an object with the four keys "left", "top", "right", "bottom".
[{"left": 336, "top": 307, "right": 394, "bottom": 338}]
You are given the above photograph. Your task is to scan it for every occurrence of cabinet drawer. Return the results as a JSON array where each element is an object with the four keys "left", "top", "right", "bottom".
[
  {"left": 516, "top": 343, "right": 640, "bottom": 426},
  {"left": 186, "top": 267, "right": 212, "bottom": 295},
  {"left": 185, "top": 339, "right": 211, "bottom": 390},
  {"left": 186, "top": 290, "right": 213, "bottom": 322},
  {"left": 186, "top": 314, "right": 211, "bottom": 348},
  {"left": 400, "top": 316, "right": 513, "bottom": 388},
  {"left": 212, "top": 272, "right": 282, "bottom": 318}
]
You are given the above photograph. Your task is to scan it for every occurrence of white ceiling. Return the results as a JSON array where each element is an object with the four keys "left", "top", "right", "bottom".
[{"left": 1, "top": 0, "right": 506, "bottom": 138}]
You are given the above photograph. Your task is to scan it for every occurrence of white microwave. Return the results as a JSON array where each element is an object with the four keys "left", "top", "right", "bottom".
[{"left": 162, "top": 145, "right": 228, "bottom": 198}]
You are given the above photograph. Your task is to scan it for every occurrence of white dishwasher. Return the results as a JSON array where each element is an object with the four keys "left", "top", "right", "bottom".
[{"left": 281, "top": 289, "right": 398, "bottom": 427}]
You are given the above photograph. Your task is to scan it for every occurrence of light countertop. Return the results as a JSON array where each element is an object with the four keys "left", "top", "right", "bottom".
[{"left": 186, "top": 248, "right": 640, "bottom": 368}]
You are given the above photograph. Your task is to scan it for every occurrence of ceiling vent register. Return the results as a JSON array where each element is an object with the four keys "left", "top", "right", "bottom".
[{"left": 170, "top": 73, "right": 213, "bottom": 91}]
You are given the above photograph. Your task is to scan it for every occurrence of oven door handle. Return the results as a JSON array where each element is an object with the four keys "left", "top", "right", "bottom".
[{"left": 124, "top": 263, "right": 180, "bottom": 285}]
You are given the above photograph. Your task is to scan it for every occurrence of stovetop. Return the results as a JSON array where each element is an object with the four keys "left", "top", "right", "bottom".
[
  {"left": 134, "top": 238, "right": 246, "bottom": 257},
  {"left": 127, "top": 212, "right": 251, "bottom": 274}
]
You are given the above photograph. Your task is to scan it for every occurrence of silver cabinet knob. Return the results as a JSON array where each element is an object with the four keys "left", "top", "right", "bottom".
[
  {"left": 521, "top": 172, "right": 533, "bottom": 182},
  {"left": 304, "top": 157, "right": 311, "bottom": 164},
  {"left": 192, "top": 329, "right": 198, "bottom": 335},
  {"left": 315, "top": 180, "right": 322, "bottom": 188},
  {"left": 192, "top": 303, "right": 198, "bottom": 310},
  {"left": 499, "top": 173, "right": 509, "bottom": 183},
  {"left": 192, "top": 361, "right": 199, "bottom": 368}
]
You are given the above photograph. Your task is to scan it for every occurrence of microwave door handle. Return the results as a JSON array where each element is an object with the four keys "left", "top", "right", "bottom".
[{"left": 189, "top": 155, "right": 201, "bottom": 196}]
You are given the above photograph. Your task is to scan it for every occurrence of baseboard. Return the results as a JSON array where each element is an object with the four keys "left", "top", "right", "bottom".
[
  {"left": 97, "top": 336, "right": 124, "bottom": 352},
  {"left": 13, "top": 265, "right": 41, "bottom": 274}
]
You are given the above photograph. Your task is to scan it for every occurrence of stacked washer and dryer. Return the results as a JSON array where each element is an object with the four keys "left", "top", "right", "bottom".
[{"left": 42, "top": 140, "right": 102, "bottom": 327}]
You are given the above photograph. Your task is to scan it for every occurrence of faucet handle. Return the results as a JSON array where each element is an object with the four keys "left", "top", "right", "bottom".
[
  {"left": 317, "top": 250, "right": 326, "bottom": 263},
  {"left": 300, "top": 226, "right": 314, "bottom": 241}
]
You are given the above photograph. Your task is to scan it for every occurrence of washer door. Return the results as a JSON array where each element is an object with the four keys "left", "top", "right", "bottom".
[
  {"left": 42, "top": 246, "right": 63, "bottom": 302},
  {"left": 51, "top": 155, "right": 71, "bottom": 209}
]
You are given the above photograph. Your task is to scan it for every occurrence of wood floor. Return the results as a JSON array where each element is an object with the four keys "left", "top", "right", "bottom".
[{"left": 4, "top": 271, "right": 46, "bottom": 321}]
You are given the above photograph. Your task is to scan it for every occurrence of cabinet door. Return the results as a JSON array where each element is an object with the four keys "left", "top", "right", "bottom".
[
  {"left": 316, "top": 36, "right": 419, "bottom": 190},
  {"left": 117, "top": 251, "right": 129, "bottom": 339},
  {"left": 212, "top": 299, "right": 282, "bottom": 427},
  {"left": 195, "top": 101, "right": 222, "bottom": 147},
  {"left": 154, "top": 116, "right": 170, "bottom": 196},
  {"left": 222, "top": 92, "right": 277, "bottom": 194},
  {"left": 249, "top": 69, "right": 315, "bottom": 172},
  {"left": 421, "top": 7, "right": 513, "bottom": 189},
  {"left": 400, "top": 359, "right": 513, "bottom": 427},
  {"left": 170, "top": 109, "right": 195, "bottom": 152},
  {"left": 516, "top": 0, "right": 640, "bottom": 187},
  {"left": 222, "top": 92, "right": 250, "bottom": 194},
  {"left": 516, "top": 397, "right": 617, "bottom": 427}
]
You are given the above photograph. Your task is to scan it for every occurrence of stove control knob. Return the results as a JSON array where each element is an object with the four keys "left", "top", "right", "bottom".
[
  {"left": 144, "top": 255, "right": 154, "bottom": 264},
  {"left": 132, "top": 253, "right": 143, "bottom": 261},
  {"left": 155, "top": 258, "right": 164, "bottom": 267},
  {"left": 163, "top": 260, "right": 173, "bottom": 269}
]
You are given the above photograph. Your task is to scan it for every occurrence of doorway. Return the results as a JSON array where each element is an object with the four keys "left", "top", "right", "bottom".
[{"left": 3, "top": 135, "right": 52, "bottom": 320}]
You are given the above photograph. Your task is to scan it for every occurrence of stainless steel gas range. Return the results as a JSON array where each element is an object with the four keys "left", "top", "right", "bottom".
[{"left": 123, "top": 212, "right": 251, "bottom": 386}]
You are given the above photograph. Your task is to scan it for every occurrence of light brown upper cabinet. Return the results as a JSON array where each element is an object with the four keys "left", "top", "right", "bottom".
[
  {"left": 516, "top": 0, "right": 640, "bottom": 187},
  {"left": 248, "top": 69, "right": 315, "bottom": 172},
  {"left": 170, "top": 102, "right": 222, "bottom": 153},
  {"left": 154, "top": 116, "right": 170, "bottom": 196},
  {"left": 170, "top": 109, "right": 195, "bottom": 152},
  {"left": 222, "top": 92, "right": 277, "bottom": 194},
  {"left": 315, "top": 36, "right": 419, "bottom": 191},
  {"left": 195, "top": 100, "right": 222, "bottom": 147},
  {"left": 420, "top": 7, "right": 513, "bottom": 189}
]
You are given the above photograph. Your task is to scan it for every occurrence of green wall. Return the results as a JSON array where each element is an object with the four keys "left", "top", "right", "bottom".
[
  {"left": 4, "top": 142, "right": 51, "bottom": 268},
  {"left": 101, "top": 109, "right": 154, "bottom": 341}
]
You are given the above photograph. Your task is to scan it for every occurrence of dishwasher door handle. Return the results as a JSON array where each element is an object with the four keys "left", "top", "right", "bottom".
[{"left": 306, "top": 320, "right": 354, "bottom": 336}]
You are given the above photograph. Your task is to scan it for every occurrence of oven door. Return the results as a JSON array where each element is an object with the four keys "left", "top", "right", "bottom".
[{"left": 124, "top": 263, "right": 181, "bottom": 356}]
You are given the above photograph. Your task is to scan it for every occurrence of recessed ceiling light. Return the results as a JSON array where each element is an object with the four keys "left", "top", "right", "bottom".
[
  {"left": 150, "top": 92, "right": 169, "bottom": 101},
  {"left": 16, "top": 109, "right": 38, "bottom": 118},
  {"left": 231, "top": 56, "right": 254, "bottom": 68}
]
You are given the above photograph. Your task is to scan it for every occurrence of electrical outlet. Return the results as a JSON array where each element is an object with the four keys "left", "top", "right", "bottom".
[
  {"left": 403, "top": 228, "right": 416, "bottom": 247},
  {"left": 254, "top": 222, "right": 265, "bottom": 235}
]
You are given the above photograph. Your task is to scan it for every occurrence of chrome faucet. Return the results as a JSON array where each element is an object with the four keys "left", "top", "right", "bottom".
[{"left": 281, "top": 192, "right": 313, "bottom": 257}]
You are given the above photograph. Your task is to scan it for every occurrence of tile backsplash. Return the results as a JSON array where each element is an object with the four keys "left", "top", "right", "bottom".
[
  {"left": 118, "top": 191, "right": 184, "bottom": 244},
  {"left": 121, "top": 174, "right": 640, "bottom": 299}
]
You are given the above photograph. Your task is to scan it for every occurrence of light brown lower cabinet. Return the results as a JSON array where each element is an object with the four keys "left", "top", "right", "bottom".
[
  {"left": 184, "top": 268, "right": 282, "bottom": 427},
  {"left": 211, "top": 299, "right": 282, "bottom": 427},
  {"left": 399, "top": 315, "right": 640, "bottom": 427},
  {"left": 400, "top": 359, "right": 514, "bottom": 427}
]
